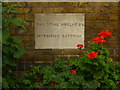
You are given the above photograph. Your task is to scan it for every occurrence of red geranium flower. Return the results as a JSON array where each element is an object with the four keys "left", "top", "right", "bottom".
[
  {"left": 51, "top": 80, "right": 56, "bottom": 86},
  {"left": 99, "top": 30, "right": 112, "bottom": 38},
  {"left": 88, "top": 51, "right": 98, "bottom": 59},
  {"left": 94, "top": 37, "right": 106, "bottom": 43},
  {"left": 77, "top": 44, "right": 84, "bottom": 48},
  {"left": 70, "top": 70, "right": 76, "bottom": 74}
]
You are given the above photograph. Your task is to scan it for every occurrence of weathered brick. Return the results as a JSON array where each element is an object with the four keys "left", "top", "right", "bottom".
[
  {"left": 78, "top": 2, "right": 112, "bottom": 7},
  {"left": 63, "top": 49, "right": 80, "bottom": 55},
  {"left": 85, "top": 36, "right": 94, "bottom": 42},
  {"left": 109, "top": 36, "right": 119, "bottom": 41},
  {"left": 78, "top": 2, "right": 89, "bottom": 7},
  {"left": 86, "top": 28, "right": 119, "bottom": 36},
  {"left": 24, "top": 14, "right": 34, "bottom": 21},
  {"left": 16, "top": 28, "right": 32, "bottom": 36},
  {"left": 43, "top": 8, "right": 63, "bottom": 13},
  {"left": 111, "top": 55, "right": 119, "bottom": 61},
  {"left": 91, "top": 22, "right": 118, "bottom": 27},
  {"left": 57, "top": 55, "right": 80, "bottom": 60},
  {"left": 105, "top": 7, "right": 118, "bottom": 13},
  {"left": 110, "top": 2, "right": 119, "bottom": 6},
  {"left": 103, "top": 41, "right": 119, "bottom": 48},
  {"left": 47, "top": 2, "right": 62, "bottom": 6},
  {"left": 85, "top": 22, "right": 95, "bottom": 27},
  {"left": 16, "top": 14, "right": 25, "bottom": 20},
  {"left": 18, "top": 56, "right": 56, "bottom": 62},
  {"left": 47, "top": 2, "right": 79, "bottom": 7},
  {"left": 86, "top": 14, "right": 118, "bottom": 20},
  {"left": 70, "top": 55, "right": 80, "bottom": 59},
  {"left": 16, "top": 2, "right": 26, "bottom": 6},
  {"left": 25, "top": 49, "right": 62, "bottom": 56},
  {"left": 57, "top": 55, "right": 71, "bottom": 60},
  {"left": 10, "top": 29, "right": 15, "bottom": 35},
  {"left": 63, "top": 8, "right": 77, "bottom": 13},
  {"left": 63, "top": 7, "right": 94, "bottom": 13},
  {"left": 16, "top": 8, "right": 30, "bottom": 13},
  {"left": 93, "top": 7, "right": 118, "bottom": 13},
  {"left": 16, "top": 14, "right": 34, "bottom": 21},
  {"left": 27, "top": 2, "right": 48, "bottom": 7},
  {"left": 109, "top": 14, "right": 118, "bottom": 20},
  {"left": 32, "top": 7, "right": 43, "bottom": 13},
  {"left": 61, "top": 2, "right": 78, "bottom": 7},
  {"left": 27, "top": 2, "right": 78, "bottom": 7},
  {"left": 15, "top": 36, "right": 33, "bottom": 42},
  {"left": 25, "top": 42, "right": 34, "bottom": 49}
]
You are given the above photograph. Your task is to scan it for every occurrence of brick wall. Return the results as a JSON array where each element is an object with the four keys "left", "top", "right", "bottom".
[
  {"left": 9, "top": 2, "right": 120, "bottom": 72},
  {"left": 118, "top": 1, "right": 120, "bottom": 63}
]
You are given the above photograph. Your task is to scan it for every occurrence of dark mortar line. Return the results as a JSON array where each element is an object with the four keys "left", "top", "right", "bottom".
[
  {"left": 15, "top": 6, "right": 120, "bottom": 8},
  {"left": 10, "top": 12, "right": 120, "bottom": 15},
  {"left": 24, "top": 20, "right": 118, "bottom": 22}
]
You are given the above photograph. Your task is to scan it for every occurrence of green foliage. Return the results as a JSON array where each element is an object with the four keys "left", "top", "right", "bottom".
[
  {"left": 2, "top": 3, "right": 28, "bottom": 88},
  {"left": 18, "top": 36, "right": 120, "bottom": 89},
  {"left": 19, "top": 35, "right": 119, "bottom": 89},
  {"left": 18, "top": 65, "right": 43, "bottom": 88}
]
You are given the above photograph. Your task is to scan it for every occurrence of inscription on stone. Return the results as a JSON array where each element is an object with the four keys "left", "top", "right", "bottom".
[{"left": 35, "top": 13, "right": 84, "bottom": 49}]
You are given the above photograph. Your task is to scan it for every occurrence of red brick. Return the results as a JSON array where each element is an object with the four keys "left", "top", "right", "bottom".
[{"left": 16, "top": 8, "right": 30, "bottom": 13}]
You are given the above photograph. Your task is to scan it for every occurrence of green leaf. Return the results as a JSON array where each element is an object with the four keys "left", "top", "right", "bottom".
[
  {"left": 11, "top": 37, "right": 23, "bottom": 43},
  {"left": 106, "top": 58, "right": 113, "bottom": 62},
  {"left": 18, "top": 25, "right": 28, "bottom": 31},
  {"left": 69, "top": 59, "right": 81, "bottom": 66},
  {"left": 22, "top": 80, "right": 31, "bottom": 85},
  {"left": 84, "top": 80, "right": 100, "bottom": 88},
  {"left": 3, "top": 46, "right": 10, "bottom": 54},
  {"left": 54, "top": 58, "right": 64, "bottom": 68},
  {"left": 10, "top": 9, "right": 21, "bottom": 14},
  {"left": 13, "top": 46, "right": 25, "bottom": 58},
  {"left": 93, "top": 71, "right": 104, "bottom": 79},
  {"left": 7, "top": 17, "right": 28, "bottom": 31},
  {"left": 3, "top": 56, "right": 16, "bottom": 66},
  {"left": 2, "top": 78, "right": 9, "bottom": 88},
  {"left": 2, "top": 30, "right": 9, "bottom": 44}
]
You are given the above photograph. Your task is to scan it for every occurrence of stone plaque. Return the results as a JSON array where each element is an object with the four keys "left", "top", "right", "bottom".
[{"left": 35, "top": 13, "right": 84, "bottom": 49}]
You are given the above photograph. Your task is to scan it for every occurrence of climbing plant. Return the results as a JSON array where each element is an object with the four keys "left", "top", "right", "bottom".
[{"left": 2, "top": 2, "right": 28, "bottom": 88}]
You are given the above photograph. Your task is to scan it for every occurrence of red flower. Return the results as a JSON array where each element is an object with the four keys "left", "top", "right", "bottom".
[
  {"left": 99, "top": 30, "right": 112, "bottom": 38},
  {"left": 70, "top": 70, "right": 76, "bottom": 74},
  {"left": 88, "top": 51, "right": 98, "bottom": 59},
  {"left": 77, "top": 44, "right": 84, "bottom": 48},
  {"left": 94, "top": 37, "right": 106, "bottom": 43},
  {"left": 51, "top": 80, "right": 56, "bottom": 86}
]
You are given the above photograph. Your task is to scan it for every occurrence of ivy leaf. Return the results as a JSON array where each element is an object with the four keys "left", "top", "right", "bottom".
[
  {"left": 7, "top": 17, "right": 28, "bottom": 31},
  {"left": 3, "top": 46, "right": 10, "bottom": 54},
  {"left": 10, "top": 8, "right": 21, "bottom": 14},
  {"left": 3, "top": 56, "right": 16, "bottom": 66},
  {"left": 2, "top": 30, "right": 9, "bottom": 44},
  {"left": 9, "top": 43, "right": 25, "bottom": 58},
  {"left": 18, "top": 25, "right": 28, "bottom": 31},
  {"left": 11, "top": 37, "right": 23, "bottom": 43},
  {"left": 13, "top": 46, "right": 25, "bottom": 58},
  {"left": 2, "top": 78, "right": 9, "bottom": 88}
]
